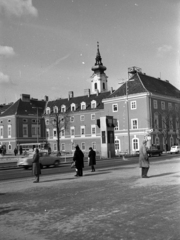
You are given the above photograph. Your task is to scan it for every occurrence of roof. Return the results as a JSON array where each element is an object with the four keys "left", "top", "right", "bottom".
[
  {"left": 0, "top": 103, "right": 14, "bottom": 114},
  {"left": 47, "top": 91, "right": 111, "bottom": 112},
  {"left": 0, "top": 98, "right": 46, "bottom": 117},
  {"left": 105, "top": 73, "right": 180, "bottom": 100}
]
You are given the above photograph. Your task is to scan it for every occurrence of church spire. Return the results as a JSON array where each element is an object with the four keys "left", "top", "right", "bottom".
[{"left": 92, "top": 42, "right": 106, "bottom": 72}]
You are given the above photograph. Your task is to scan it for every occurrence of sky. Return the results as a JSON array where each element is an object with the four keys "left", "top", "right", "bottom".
[{"left": 0, "top": 0, "right": 179, "bottom": 104}]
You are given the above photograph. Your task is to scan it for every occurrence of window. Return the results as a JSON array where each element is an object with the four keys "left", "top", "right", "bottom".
[
  {"left": 0, "top": 126, "right": 3, "bottom": 138},
  {"left": 53, "top": 129, "right": 57, "bottom": 138},
  {"left": 91, "top": 100, "right": 96, "bottom": 109},
  {"left": 168, "top": 103, "right": 172, "bottom": 110},
  {"left": 23, "top": 124, "right": 28, "bottom": 137},
  {"left": 71, "top": 103, "right": 76, "bottom": 111},
  {"left": 81, "top": 126, "right": 85, "bottom": 135},
  {"left": 175, "top": 104, "right": 179, "bottom": 112},
  {"left": 155, "top": 137, "right": 160, "bottom": 145},
  {"left": 170, "top": 137, "right": 174, "bottom": 147},
  {"left": 8, "top": 125, "right": 11, "bottom": 138},
  {"left": 70, "top": 116, "right": 74, "bottom": 122},
  {"left": 131, "top": 101, "right": 136, "bottom": 110},
  {"left": 23, "top": 119, "right": 27, "bottom": 123},
  {"left": 0, "top": 120, "right": 3, "bottom": 124},
  {"left": 70, "top": 127, "right": 75, "bottom": 136},
  {"left": 161, "top": 101, "right": 165, "bottom": 110},
  {"left": 61, "top": 105, "right": 66, "bottom": 112},
  {"left": 115, "top": 139, "right": 120, "bottom": 151},
  {"left": 81, "top": 142, "right": 85, "bottom": 151},
  {"left": 91, "top": 125, "right": 96, "bottom": 135},
  {"left": 114, "top": 121, "right": 119, "bottom": 131},
  {"left": 131, "top": 119, "right": 138, "bottom": 129},
  {"left": 46, "top": 107, "right": 50, "bottom": 114},
  {"left": 46, "top": 129, "right": 49, "bottom": 138},
  {"left": 153, "top": 100, "right": 158, "bottom": 109},
  {"left": 103, "top": 82, "right": 105, "bottom": 90},
  {"left": 176, "top": 118, "right": 179, "bottom": 130},
  {"left": 8, "top": 119, "right": 11, "bottom": 123},
  {"left": 80, "top": 115, "right": 85, "bottom": 121},
  {"left": 53, "top": 143, "right": 57, "bottom": 151},
  {"left": 92, "top": 142, "right": 96, "bottom": 150},
  {"left": 61, "top": 129, "right": 65, "bottom": 137},
  {"left": 112, "top": 104, "right": 118, "bottom": 112},
  {"left": 8, "top": 144, "right": 12, "bottom": 150},
  {"left": 154, "top": 114, "right": 159, "bottom": 129},
  {"left": 61, "top": 143, "right": 65, "bottom": 151},
  {"left": 45, "top": 119, "right": 49, "bottom": 125},
  {"left": 169, "top": 117, "right": 173, "bottom": 130},
  {"left": 132, "top": 138, "right": 139, "bottom": 151},
  {"left": 32, "top": 119, "right": 36, "bottom": 123},
  {"left": 94, "top": 83, "right": 97, "bottom": 90},
  {"left": 162, "top": 116, "right": 166, "bottom": 129},
  {"left": 91, "top": 114, "right": 95, "bottom": 120},
  {"left": 81, "top": 102, "right": 86, "bottom": 110},
  {"left": 54, "top": 106, "right": 58, "bottom": 113}
]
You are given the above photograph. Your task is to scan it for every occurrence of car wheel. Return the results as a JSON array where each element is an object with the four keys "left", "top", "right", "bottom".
[
  {"left": 24, "top": 166, "right": 29, "bottom": 170},
  {"left": 54, "top": 160, "right": 60, "bottom": 167}
]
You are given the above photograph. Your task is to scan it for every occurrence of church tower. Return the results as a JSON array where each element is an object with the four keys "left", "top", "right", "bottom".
[{"left": 91, "top": 42, "right": 108, "bottom": 94}]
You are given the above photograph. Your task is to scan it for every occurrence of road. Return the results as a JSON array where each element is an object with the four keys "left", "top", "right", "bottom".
[{"left": 0, "top": 153, "right": 178, "bottom": 181}]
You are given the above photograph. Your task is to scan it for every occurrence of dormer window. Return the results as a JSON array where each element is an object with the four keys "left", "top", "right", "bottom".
[
  {"left": 46, "top": 107, "right": 50, "bottom": 115},
  {"left": 91, "top": 100, "right": 96, "bottom": 109},
  {"left": 61, "top": 105, "right": 66, "bottom": 112},
  {"left": 54, "top": 106, "right": 58, "bottom": 113},
  {"left": 71, "top": 103, "right": 76, "bottom": 111},
  {"left": 81, "top": 102, "right": 86, "bottom": 110}
]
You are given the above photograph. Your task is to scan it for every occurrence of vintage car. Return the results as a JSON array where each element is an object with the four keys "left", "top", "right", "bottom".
[
  {"left": 147, "top": 146, "right": 162, "bottom": 157},
  {"left": 17, "top": 151, "right": 61, "bottom": 170},
  {"left": 170, "top": 146, "right": 180, "bottom": 154}
]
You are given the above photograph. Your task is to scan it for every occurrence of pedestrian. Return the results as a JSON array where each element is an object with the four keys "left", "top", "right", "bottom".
[
  {"left": 88, "top": 147, "right": 96, "bottom": 172},
  {"left": 139, "top": 140, "right": 150, "bottom": 178},
  {"left": 73, "top": 145, "right": 84, "bottom": 177},
  {"left": 32, "top": 148, "right": 41, "bottom": 183},
  {"left": 14, "top": 148, "right": 18, "bottom": 156}
]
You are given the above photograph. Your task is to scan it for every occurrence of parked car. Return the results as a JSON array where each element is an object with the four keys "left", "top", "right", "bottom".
[
  {"left": 147, "top": 146, "right": 162, "bottom": 157},
  {"left": 170, "top": 146, "right": 180, "bottom": 154},
  {"left": 17, "top": 151, "right": 61, "bottom": 170}
]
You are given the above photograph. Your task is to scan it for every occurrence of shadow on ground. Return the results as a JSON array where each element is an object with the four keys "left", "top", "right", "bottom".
[{"left": 149, "top": 172, "right": 178, "bottom": 178}]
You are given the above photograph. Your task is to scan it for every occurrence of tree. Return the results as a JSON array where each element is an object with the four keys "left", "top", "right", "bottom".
[{"left": 49, "top": 110, "right": 70, "bottom": 153}]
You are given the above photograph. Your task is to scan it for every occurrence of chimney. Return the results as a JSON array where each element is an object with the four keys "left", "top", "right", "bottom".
[
  {"left": 96, "top": 89, "right": 99, "bottom": 96},
  {"left": 110, "top": 87, "right": 113, "bottom": 94},
  {"left": 21, "top": 94, "right": 30, "bottom": 102},
  {"left": 68, "top": 91, "right": 74, "bottom": 100},
  {"left": 44, "top": 95, "right": 49, "bottom": 102},
  {"left": 84, "top": 89, "right": 91, "bottom": 97}
]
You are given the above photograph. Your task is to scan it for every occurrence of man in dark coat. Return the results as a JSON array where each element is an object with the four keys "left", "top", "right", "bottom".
[
  {"left": 139, "top": 140, "right": 150, "bottom": 178},
  {"left": 88, "top": 147, "right": 96, "bottom": 172},
  {"left": 32, "top": 148, "right": 41, "bottom": 183},
  {"left": 73, "top": 145, "right": 84, "bottom": 177}
]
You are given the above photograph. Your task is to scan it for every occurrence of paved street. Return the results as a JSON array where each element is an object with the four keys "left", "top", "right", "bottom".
[{"left": 0, "top": 158, "right": 180, "bottom": 240}]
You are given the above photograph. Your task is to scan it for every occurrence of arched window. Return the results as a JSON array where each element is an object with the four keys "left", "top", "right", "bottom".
[
  {"left": 115, "top": 139, "right": 120, "bottom": 155},
  {"left": 81, "top": 102, "right": 86, "bottom": 110},
  {"left": 54, "top": 106, "right": 58, "bottom": 113},
  {"left": 71, "top": 103, "right": 76, "bottom": 111},
  {"left": 46, "top": 107, "right": 50, "bottom": 115},
  {"left": 94, "top": 83, "right": 97, "bottom": 90},
  {"left": 61, "top": 105, "right": 66, "bottom": 112},
  {"left": 91, "top": 100, "right": 96, "bottom": 109},
  {"left": 103, "top": 82, "right": 105, "bottom": 90}
]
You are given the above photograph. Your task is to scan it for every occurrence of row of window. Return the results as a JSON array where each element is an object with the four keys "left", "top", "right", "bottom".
[
  {"left": 0, "top": 119, "right": 11, "bottom": 124},
  {"left": 53, "top": 142, "right": 96, "bottom": 152},
  {"left": 112, "top": 101, "right": 137, "bottom": 112},
  {"left": 0, "top": 125, "right": 12, "bottom": 138},
  {"left": 153, "top": 100, "right": 179, "bottom": 111},
  {"left": 46, "top": 101, "right": 98, "bottom": 114},
  {"left": 45, "top": 114, "right": 96, "bottom": 125},
  {"left": 47, "top": 125, "right": 97, "bottom": 138},
  {"left": 154, "top": 114, "right": 179, "bottom": 130}
]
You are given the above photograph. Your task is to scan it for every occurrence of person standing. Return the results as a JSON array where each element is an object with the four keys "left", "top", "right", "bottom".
[
  {"left": 32, "top": 148, "right": 41, "bottom": 183},
  {"left": 88, "top": 147, "right": 96, "bottom": 172},
  {"left": 139, "top": 140, "right": 150, "bottom": 178},
  {"left": 14, "top": 148, "right": 18, "bottom": 156},
  {"left": 73, "top": 145, "right": 84, "bottom": 177}
]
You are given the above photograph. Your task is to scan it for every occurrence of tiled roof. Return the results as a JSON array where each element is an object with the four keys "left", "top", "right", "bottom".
[
  {"left": 105, "top": 73, "right": 180, "bottom": 99},
  {"left": 0, "top": 103, "right": 14, "bottom": 114},
  {"left": 47, "top": 91, "right": 111, "bottom": 112},
  {"left": 0, "top": 99, "right": 46, "bottom": 117}
]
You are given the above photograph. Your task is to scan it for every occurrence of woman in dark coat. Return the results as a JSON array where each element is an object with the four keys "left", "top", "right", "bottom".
[
  {"left": 139, "top": 140, "right": 150, "bottom": 178},
  {"left": 32, "top": 148, "right": 41, "bottom": 183},
  {"left": 88, "top": 147, "right": 96, "bottom": 172},
  {"left": 73, "top": 145, "right": 84, "bottom": 177}
]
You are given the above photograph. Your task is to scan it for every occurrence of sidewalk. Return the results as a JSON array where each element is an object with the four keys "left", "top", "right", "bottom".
[{"left": 0, "top": 158, "right": 180, "bottom": 240}]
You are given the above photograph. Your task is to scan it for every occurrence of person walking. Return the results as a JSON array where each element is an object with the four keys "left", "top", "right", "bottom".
[
  {"left": 14, "top": 147, "right": 18, "bottom": 156},
  {"left": 32, "top": 148, "right": 41, "bottom": 183},
  {"left": 73, "top": 145, "right": 84, "bottom": 177},
  {"left": 139, "top": 140, "right": 150, "bottom": 178},
  {"left": 88, "top": 147, "right": 96, "bottom": 172}
]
